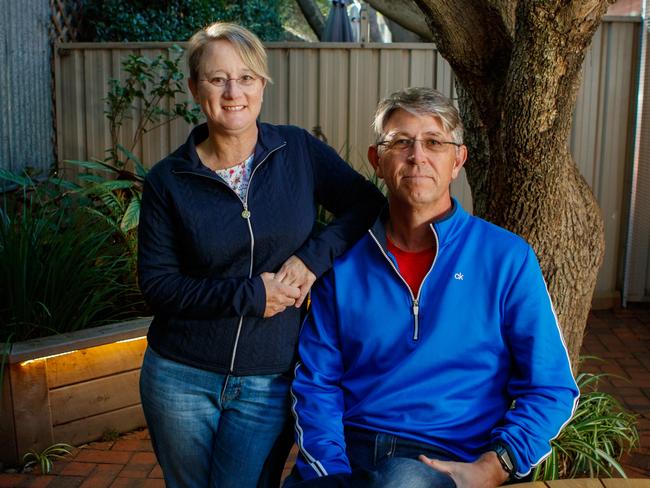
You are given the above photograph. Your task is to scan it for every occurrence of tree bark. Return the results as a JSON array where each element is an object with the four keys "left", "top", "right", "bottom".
[
  {"left": 295, "top": 0, "right": 327, "bottom": 40},
  {"left": 367, "top": 0, "right": 608, "bottom": 369}
]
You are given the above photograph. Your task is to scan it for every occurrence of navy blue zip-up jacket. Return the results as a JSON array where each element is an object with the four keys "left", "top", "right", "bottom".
[{"left": 138, "top": 122, "right": 384, "bottom": 375}]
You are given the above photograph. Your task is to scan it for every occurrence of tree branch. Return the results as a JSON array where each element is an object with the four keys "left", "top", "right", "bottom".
[
  {"left": 365, "top": 0, "right": 433, "bottom": 41},
  {"left": 295, "top": 0, "right": 326, "bottom": 40}
]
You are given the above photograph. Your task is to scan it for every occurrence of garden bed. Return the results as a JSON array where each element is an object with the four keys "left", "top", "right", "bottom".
[{"left": 0, "top": 317, "right": 151, "bottom": 466}]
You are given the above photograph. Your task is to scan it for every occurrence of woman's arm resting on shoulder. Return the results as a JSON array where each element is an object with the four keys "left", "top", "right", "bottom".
[{"left": 293, "top": 133, "right": 385, "bottom": 279}]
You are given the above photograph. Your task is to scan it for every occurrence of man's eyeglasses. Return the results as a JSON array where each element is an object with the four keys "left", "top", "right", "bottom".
[
  {"left": 200, "top": 75, "right": 259, "bottom": 88},
  {"left": 377, "top": 137, "right": 462, "bottom": 155}
]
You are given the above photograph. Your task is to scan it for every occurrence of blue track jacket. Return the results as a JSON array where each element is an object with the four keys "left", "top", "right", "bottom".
[{"left": 291, "top": 201, "right": 579, "bottom": 480}]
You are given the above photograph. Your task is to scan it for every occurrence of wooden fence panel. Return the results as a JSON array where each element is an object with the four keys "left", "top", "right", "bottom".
[
  {"left": 597, "top": 21, "right": 638, "bottom": 299},
  {"left": 263, "top": 48, "right": 290, "bottom": 124},
  {"left": 141, "top": 48, "right": 173, "bottom": 166},
  {"left": 318, "top": 48, "right": 352, "bottom": 157},
  {"left": 409, "top": 49, "right": 435, "bottom": 89},
  {"left": 83, "top": 49, "right": 113, "bottom": 164},
  {"left": 348, "top": 48, "right": 380, "bottom": 175},
  {"left": 110, "top": 48, "right": 142, "bottom": 163},
  {"left": 287, "top": 48, "right": 320, "bottom": 136},
  {"left": 56, "top": 48, "right": 87, "bottom": 176},
  {"left": 571, "top": 20, "right": 640, "bottom": 300}
]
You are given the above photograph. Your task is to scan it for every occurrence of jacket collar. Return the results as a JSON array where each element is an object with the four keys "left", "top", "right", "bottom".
[
  {"left": 368, "top": 198, "right": 469, "bottom": 251},
  {"left": 173, "top": 122, "right": 286, "bottom": 174}
]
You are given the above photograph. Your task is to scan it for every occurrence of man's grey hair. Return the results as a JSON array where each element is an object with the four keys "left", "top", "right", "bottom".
[{"left": 372, "top": 87, "right": 464, "bottom": 144}]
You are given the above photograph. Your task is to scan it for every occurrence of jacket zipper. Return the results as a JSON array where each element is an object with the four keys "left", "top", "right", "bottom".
[
  {"left": 368, "top": 224, "right": 439, "bottom": 341},
  {"left": 173, "top": 142, "right": 287, "bottom": 372}
]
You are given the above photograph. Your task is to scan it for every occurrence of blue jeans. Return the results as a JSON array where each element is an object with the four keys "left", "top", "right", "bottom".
[
  {"left": 140, "top": 347, "right": 291, "bottom": 488},
  {"left": 285, "top": 428, "right": 457, "bottom": 488}
]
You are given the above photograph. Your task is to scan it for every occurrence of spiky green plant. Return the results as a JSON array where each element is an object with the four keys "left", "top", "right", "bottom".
[
  {"left": 23, "top": 443, "right": 73, "bottom": 474},
  {"left": 534, "top": 370, "right": 639, "bottom": 480},
  {"left": 0, "top": 173, "right": 143, "bottom": 344}
]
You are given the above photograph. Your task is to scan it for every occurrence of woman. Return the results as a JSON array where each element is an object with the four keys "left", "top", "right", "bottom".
[{"left": 137, "top": 22, "right": 384, "bottom": 488}]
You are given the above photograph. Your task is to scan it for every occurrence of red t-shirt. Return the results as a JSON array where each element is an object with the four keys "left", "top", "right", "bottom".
[{"left": 386, "top": 236, "right": 436, "bottom": 296}]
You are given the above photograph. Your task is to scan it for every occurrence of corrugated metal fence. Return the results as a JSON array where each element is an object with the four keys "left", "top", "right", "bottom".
[
  {"left": 0, "top": 0, "right": 55, "bottom": 181},
  {"left": 53, "top": 18, "right": 640, "bottom": 303}
]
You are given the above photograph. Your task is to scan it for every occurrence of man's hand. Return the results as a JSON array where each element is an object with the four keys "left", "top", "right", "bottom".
[
  {"left": 418, "top": 451, "right": 510, "bottom": 488},
  {"left": 275, "top": 255, "right": 317, "bottom": 308},
  {"left": 261, "top": 272, "right": 301, "bottom": 317}
]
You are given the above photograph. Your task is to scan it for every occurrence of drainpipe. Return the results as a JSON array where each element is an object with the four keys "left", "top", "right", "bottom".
[{"left": 622, "top": 0, "right": 648, "bottom": 307}]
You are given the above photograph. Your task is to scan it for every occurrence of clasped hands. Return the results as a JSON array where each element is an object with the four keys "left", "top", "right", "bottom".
[{"left": 261, "top": 255, "right": 316, "bottom": 318}]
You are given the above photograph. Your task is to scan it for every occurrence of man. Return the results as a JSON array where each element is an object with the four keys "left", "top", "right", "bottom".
[{"left": 288, "top": 88, "right": 579, "bottom": 488}]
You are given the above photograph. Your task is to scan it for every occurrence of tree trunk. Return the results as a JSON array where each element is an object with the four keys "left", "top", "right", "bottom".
[{"left": 367, "top": 0, "right": 608, "bottom": 369}]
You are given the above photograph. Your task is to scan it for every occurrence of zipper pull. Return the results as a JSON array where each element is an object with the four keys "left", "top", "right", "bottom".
[
  {"left": 412, "top": 298, "right": 420, "bottom": 341},
  {"left": 241, "top": 202, "right": 251, "bottom": 219}
]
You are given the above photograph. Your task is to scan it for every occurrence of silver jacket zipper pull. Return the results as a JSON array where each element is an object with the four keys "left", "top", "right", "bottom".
[{"left": 413, "top": 298, "right": 420, "bottom": 340}]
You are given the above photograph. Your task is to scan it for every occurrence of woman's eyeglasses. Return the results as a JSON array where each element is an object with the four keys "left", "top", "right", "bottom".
[{"left": 200, "top": 75, "right": 259, "bottom": 88}]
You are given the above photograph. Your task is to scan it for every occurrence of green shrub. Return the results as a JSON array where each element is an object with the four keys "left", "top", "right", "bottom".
[
  {"left": 79, "top": 0, "right": 288, "bottom": 42},
  {"left": 104, "top": 45, "right": 201, "bottom": 164},
  {"left": 0, "top": 176, "right": 144, "bottom": 344}
]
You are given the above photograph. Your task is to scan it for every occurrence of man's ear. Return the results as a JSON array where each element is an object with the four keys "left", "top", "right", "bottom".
[
  {"left": 368, "top": 145, "right": 383, "bottom": 179},
  {"left": 451, "top": 145, "right": 467, "bottom": 180}
]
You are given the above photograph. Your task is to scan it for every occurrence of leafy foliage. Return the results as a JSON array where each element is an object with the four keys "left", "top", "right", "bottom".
[
  {"left": 105, "top": 45, "right": 201, "bottom": 166},
  {"left": 23, "top": 443, "right": 73, "bottom": 474},
  {"left": 79, "top": 0, "right": 290, "bottom": 42},
  {"left": 534, "top": 369, "right": 639, "bottom": 480},
  {"left": 0, "top": 175, "right": 144, "bottom": 344},
  {"left": 65, "top": 147, "right": 144, "bottom": 270},
  {"left": 66, "top": 47, "right": 199, "bottom": 267}
]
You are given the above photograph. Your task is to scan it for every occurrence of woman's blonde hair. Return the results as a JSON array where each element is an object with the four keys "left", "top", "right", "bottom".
[{"left": 187, "top": 22, "right": 272, "bottom": 83}]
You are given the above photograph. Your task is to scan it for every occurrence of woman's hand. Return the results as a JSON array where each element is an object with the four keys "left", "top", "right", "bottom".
[
  {"left": 275, "top": 256, "right": 317, "bottom": 308},
  {"left": 261, "top": 272, "right": 301, "bottom": 318}
]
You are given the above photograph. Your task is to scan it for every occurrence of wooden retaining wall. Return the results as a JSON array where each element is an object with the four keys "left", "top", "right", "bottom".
[{"left": 0, "top": 318, "right": 151, "bottom": 465}]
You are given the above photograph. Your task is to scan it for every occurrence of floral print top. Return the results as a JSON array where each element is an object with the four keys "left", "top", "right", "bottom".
[{"left": 215, "top": 154, "right": 255, "bottom": 201}]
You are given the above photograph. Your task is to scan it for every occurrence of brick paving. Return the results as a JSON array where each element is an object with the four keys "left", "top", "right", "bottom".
[
  {"left": 1, "top": 305, "right": 648, "bottom": 487},
  {"left": 580, "top": 305, "right": 650, "bottom": 479}
]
